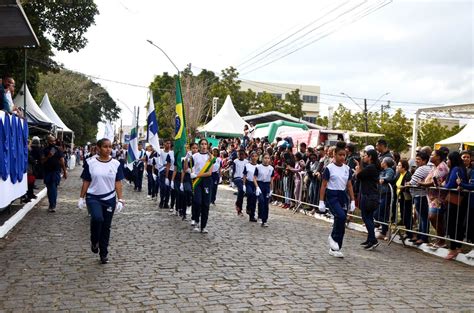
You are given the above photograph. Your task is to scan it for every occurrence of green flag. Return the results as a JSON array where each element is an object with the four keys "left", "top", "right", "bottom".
[{"left": 174, "top": 76, "right": 187, "bottom": 172}]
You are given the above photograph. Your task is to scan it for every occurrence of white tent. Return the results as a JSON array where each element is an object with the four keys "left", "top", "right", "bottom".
[
  {"left": 198, "top": 95, "right": 248, "bottom": 137},
  {"left": 13, "top": 84, "right": 54, "bottom": 128},
  {"left": 436, "top": 120, "right": 474, "bottom": 148},
  {"left": 40, "top": 93, "right": 73, "bottom": 133}
]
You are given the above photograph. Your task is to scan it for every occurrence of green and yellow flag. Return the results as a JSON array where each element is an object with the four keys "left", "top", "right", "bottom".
[{"left": 174, "top": 76, "right": 187, "bottom": 172}]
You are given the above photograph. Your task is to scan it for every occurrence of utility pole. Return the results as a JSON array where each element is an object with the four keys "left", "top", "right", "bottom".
[
  {"left": 364, "top": 98, "right": 368, "bottom": 144},
  {"left": 136, "top": 106, "right": 140, "bottom": 141},
  {"left": 381, "top": 100, "right": 390, "bottom": 124}
]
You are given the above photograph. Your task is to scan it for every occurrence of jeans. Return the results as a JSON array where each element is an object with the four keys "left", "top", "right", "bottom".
[
  {"left": 257, "top": 182, "right": 271, "bottom": 223},
  {"left": 159, "top": 170, "right": 170, "bottom": 206},
  {"left": 326, "top": 190, "right": 348, "bottom": 249},
  {"left": 44, "top": 171, "right": 60, "bottom": 209},
  {"left": 308, "top": 179, "right": 319, "bottom": 204},
  {"left": 283, "top": 176, "right": 290, "bottom": 204},
  {"left": 86, "top": 196, "right": 115, "bottom": 258},
  {"left": 377, "top": 192, "right": 392, "bottom": 235},
  {"left": 400, "top": 198, "right": 414, "bottom": 238},
  {"left": 414, "top": 196, "right": 429, "bottom": 242}
]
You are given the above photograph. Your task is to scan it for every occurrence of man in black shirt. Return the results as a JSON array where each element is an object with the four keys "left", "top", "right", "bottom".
[{"left": 41, "top": 135, "right": 67, "bottom": 212}]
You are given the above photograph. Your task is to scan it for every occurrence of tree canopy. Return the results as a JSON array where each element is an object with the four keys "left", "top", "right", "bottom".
[
  {"left": 36, "top": 70, "right": 120, "bottom": 145},
  {"left": 0, "top": 0, "right": 99, "bottom": 96}
]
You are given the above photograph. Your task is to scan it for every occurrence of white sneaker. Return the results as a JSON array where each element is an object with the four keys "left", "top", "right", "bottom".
[
  {"left": 146, "top": 195, "right": 151, "bottom": 199},
  {"left": 201, "top": 228, "right": 208, "bottom": 234},
  {"left": 465, "top": 250, "right": 474, "bottom": 259},
  {"left": 186, "top": 206, "right": 191, "bottom": 215},
  {"left": 193, "top": 226, "right": 200, "bottom": 232},
  {"left": 328, "top": 235, "right": 340, "bottom": 251},
  {"left": 191, "top": 220, "right": 196, "bottom": 226},
  {"left": 329, "top": 248, "right": 344, "bottom": 258},
  {"left": 169, "top": 208, "right": 174, "bottom": 212}
]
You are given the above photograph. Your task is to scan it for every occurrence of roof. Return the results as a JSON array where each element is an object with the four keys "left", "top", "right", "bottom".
[
  {"left": 417, "top": 103, "right": 474, "bottom": 119},
  {"left": 198, "top": 95, "right": 248, "bottom": 137},
  {"left": 40, "top": 93, "right": 73, "bottom": 133},
  {"left": 243, "top": 111, "right": 324, "bottom": 130},
  {"left": 13, "top": 83, "right": 54, "bottom": 127},
  {"left": 0, "top": 0, "right": 39, "bottom": 48}
]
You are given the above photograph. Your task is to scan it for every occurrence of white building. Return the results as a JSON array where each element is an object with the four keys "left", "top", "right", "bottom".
[{"left": 240, "top": 80, "right": 320, "bottom": 124}]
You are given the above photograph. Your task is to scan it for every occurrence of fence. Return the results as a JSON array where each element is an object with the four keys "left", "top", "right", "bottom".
[{"left": 271, "top": 173, "right": 474, "bottom": 249}]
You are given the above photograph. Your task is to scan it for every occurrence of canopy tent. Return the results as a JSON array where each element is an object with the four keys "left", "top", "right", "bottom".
[
  {"left": 0, "top": 0, "right": 39, "bottom": 48},
  {"left": 198, "top": 95, "right": 248, "bottom": 137},
  {"left": 435, "top": 120, "right": 474, "bottom": 150},
  {"left": 14, "top": 84, "right": 54, "bottom": 130},
  {"left": 40, "top": 93, "right": 73, "bottom": 133},
  {"left": 411, "top": 103, "right": 474, "bottom": 158}
]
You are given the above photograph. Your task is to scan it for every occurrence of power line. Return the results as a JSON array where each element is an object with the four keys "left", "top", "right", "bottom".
[
  {"left": 239, "top": 1, "right": 366, "bottom": 72},
  {"left": 241, "top": 1, "right": 392, "bottom": 76},
  {"left": 237, "top": 1, "right": 351, "bottom": 69}
]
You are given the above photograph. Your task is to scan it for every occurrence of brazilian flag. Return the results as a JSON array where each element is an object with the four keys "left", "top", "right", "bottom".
[{"left": 174, "top": 76, "right": 187, "bottom": 172}]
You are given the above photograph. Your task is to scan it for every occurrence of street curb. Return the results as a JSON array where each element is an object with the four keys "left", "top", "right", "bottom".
[{"left": 0, "top": 187, "right": 47, "bottom": 239}]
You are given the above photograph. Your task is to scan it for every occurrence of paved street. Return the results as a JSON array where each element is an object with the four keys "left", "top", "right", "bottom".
[{"left": 1, "top": 168, "right": 473, "bottom": 312}]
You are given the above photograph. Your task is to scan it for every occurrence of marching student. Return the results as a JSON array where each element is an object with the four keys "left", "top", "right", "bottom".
[
  {"left": 185, "top": 143, "right": 198, "bottom": 224},
  {"left": 133, "top": 142, "right": 145, "bottom": 192},
  {"left": 318, "top": 141, "right": 356, "bottom": 258},
  {"left": 78, "top": 138, "right": 124, "bottom": 264},
  {"left": 253, "top": 152, "right": 274, "bottom": 227},
  {"left": 190, "top": 139, "right": 215, "bottom": 233},
  {"left": 210, "top": 147, "right": 222, "bottom": 206},
  {"left": 158, "top": 140, "right": 173, "bottom": 209},
  {"left": 243, "top": 151, "right": 259, "bottom": 222},
  {"left": 233, "top": 149, "right": 248, "bottom": 216},
  {"left": 145, "top": 144, "right": 158, "bottom": 200}
]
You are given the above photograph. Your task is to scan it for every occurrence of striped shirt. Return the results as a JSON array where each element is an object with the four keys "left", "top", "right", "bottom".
[{"left": 409, "top": 164, "right": 432, "bottom": 197}]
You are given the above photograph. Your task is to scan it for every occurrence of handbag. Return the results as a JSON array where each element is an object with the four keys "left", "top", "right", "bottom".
[{"left": 446, "top": 190, "right": 464, "bottom": 206}]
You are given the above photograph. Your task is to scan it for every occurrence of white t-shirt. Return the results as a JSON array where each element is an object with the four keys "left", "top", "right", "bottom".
[
  {"left": 243, "top": 163, "right": 257, "bottom": 181},
  {"left": 159, "top": 150, "right": 175, "bottom": 172},
  {"left": 212, "top": 157, "right": 222, "bottom": 173},
  {"left": 193, "top": 152, "right": 211, "bottom": 174},
  {"left": 81, "top": 156, "right": 124, "bottom": 200},
  {"left": 254, "top": 164, "right": 274, "bottom": 183},
  {"left": 323, "top": 163, "right": 351, "bottom": 191},
  {"left": 233, "top": 159, "right": 249, "bottom": 179}
]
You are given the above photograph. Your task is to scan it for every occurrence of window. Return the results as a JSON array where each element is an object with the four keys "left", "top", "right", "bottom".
[
  {"left": 302, "top": 95, "right": 318, "bottom": 103},
  {"left": 271, "top": 93, "right": 282, "bottom": 100},
  {"left": 302, "top": 116, "right": 317, "bottom": 124}
]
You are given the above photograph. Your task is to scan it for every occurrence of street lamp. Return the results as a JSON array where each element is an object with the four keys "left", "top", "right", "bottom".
[
  {"left": 368, "top": 92, "right": 390, "bottom": 110},
  {"left": 146, "top": 39, "right": 180, "bottom": 74}
]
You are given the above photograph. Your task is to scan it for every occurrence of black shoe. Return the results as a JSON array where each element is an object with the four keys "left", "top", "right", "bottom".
[
  {"left": 30, "top": 194, "right": 38, "bottom": 199},
  {"left": 48, "top": 207, "right": 56, "bottom": 213},
  {"left": 249, "top": 218, "right": 257, "bottom": 222},
  {"left": 364, "top": 241, "right": 380, "bottom": 250},
  {"left": 360, "top": 240, "right": 369, "bottom": 246},
  {"left": 100, "top": 256, "right": 109, "bottom": 264},
  {"left": 91, "top": 243, "right": 99, "bottom": 254},
  {"left": 408, "top": 238, "right": 418, "bottom": 243},
  {"left": 159, "top": 202, "right": 163, "bottom": 208}
]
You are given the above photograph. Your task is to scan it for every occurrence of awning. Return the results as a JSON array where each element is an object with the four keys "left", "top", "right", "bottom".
[{"left": 0, "top": 0, "right": 39, "bottom": 48}]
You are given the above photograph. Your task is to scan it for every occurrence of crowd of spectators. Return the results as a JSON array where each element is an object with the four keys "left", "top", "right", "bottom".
[{"left": 214, "top": 134, "right": 474, "bottom": 260}]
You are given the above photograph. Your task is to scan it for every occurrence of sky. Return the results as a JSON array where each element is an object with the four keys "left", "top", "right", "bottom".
[{"left": 54, "top": 0, "right": 473, "bottom": 132}]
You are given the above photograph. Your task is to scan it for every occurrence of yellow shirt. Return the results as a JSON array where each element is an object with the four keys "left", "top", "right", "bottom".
[{"left": 396, "top": 172, "right": 406, "bottom": 196}]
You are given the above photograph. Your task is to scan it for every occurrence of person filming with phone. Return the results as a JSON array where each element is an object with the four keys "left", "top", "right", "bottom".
[{"left": 41, "top": 135, "right": 67, "bottom": 213}]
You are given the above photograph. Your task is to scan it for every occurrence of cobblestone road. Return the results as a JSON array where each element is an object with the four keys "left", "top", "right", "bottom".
[{"left": 1, "top": 168, "right": 473, "bottom": 312}]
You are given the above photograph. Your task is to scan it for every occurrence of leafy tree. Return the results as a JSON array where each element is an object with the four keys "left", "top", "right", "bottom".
[
  {"left": 0, "top": 1, "right": 99, "bottom": 96},
  {"left": 36, "top": 70, "right": 120, "bottom": 145},
  {"left": 282, "top": 89, "right": 303, "bottom": 118},
  {"left": 255, "top": 92, "right": 283, "bottom": 113},
  {"left": 379, "top": 109, "right": 412, "bottom": 152},
  {"left": 418, "top": 119, "right": 463, "bottom": 148},
  {"left": 316, "top": 116, "right": 329, "bottom": 128}
]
